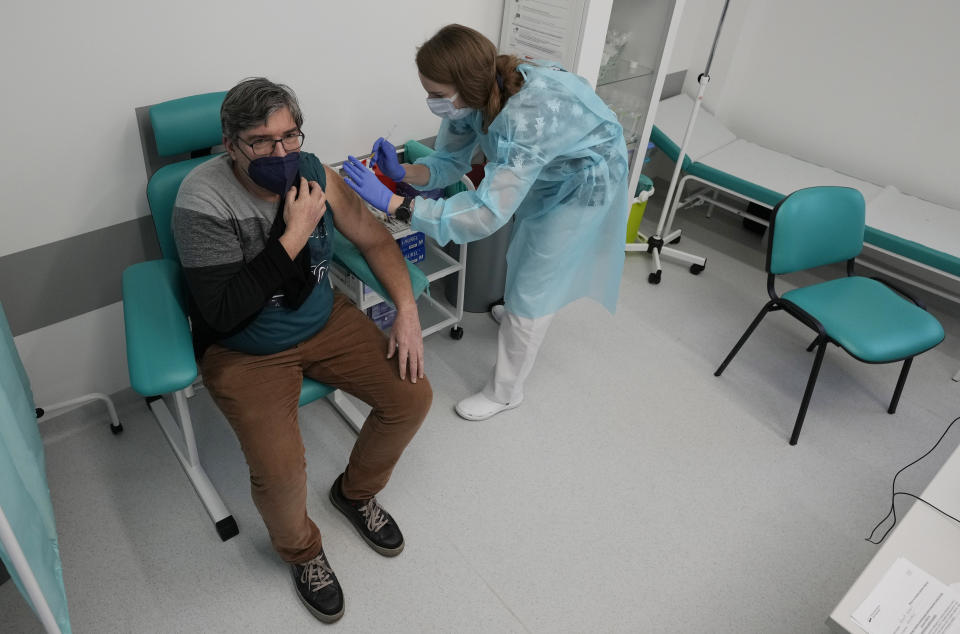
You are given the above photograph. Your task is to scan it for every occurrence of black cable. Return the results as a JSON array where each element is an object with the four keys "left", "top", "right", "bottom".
[
  {"left": 867, "top": 492, "right": 960, "bottom": 544},
  {"left": 866, "top": 415, "right": 960, "bottom": 544}
]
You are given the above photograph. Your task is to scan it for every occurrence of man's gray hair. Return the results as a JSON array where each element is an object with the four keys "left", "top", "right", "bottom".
[{"left": 221, "top": 77, "right": 303, "bottom": 140}]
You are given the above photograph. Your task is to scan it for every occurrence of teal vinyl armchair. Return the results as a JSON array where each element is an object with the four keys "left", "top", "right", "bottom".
[
  {"left": 123, "top": 92, "right": 426, "bottom": 541},
  {"left": 714, "top": 186, "right": 945, "bottom": 445}
]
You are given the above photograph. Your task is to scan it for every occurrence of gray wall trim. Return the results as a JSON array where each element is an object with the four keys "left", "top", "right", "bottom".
[
  {"left": 662, "top": 70, "right": 687, "bottom": 101},
  {"left": 0, "top": 216, "right": 162, "bottom": 336},
  {"left": 0, "top": 131, "right": 441, "bottom": 339}
]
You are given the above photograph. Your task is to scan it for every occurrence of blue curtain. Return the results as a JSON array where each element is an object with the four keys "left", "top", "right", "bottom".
[{"left": 0, "top": 301, "right": 71, "bottom": 633}]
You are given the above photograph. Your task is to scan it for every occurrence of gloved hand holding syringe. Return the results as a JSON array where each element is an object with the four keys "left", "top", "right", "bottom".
[
  {"left": 367, "top": 124, "right": 406, "bottom": 183},
  {"left": 342, "top": 123, "right": 408, "bottom": 218}
]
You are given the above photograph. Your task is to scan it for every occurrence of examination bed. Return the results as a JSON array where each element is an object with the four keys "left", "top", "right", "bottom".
[{"left": 650, "top": 94, "right": 960, "bottom": 293}]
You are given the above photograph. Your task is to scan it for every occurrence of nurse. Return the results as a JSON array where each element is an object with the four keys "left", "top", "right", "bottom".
[{"left": 342, "top": 24, "right": 629, "bottom": 421}]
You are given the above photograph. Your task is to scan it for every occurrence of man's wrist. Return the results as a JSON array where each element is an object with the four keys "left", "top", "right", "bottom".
[
  {"left": 395, "top": 298, "right": 418, "bottom": 313},
  {"left": 278, "top": 231, "right": 307, "bottom": 260}
]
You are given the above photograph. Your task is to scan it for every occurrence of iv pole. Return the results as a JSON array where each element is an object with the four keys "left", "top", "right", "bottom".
[{"left": 626, "top": 0, "right": 731, "bottom": 285}]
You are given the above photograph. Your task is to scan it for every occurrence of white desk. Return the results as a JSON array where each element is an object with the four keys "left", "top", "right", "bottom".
[{"left": 828, "top": 439, "right": 960, "bottom": 632}]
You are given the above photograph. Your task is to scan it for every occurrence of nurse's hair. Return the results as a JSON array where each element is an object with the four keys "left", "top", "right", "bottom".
[
  {"left": 416, "top": 24, "right": 525, "bottom": 132},
  {"left": 221, "top": 77, "right": 304, "bottom": 140}
]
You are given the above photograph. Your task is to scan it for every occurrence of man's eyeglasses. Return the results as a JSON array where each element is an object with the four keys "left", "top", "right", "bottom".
[{"left": 237, "top": 132, "right": 305, "bottom": 157}]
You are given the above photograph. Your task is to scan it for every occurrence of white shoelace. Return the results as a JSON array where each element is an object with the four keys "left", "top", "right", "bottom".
[
  {"left": 359, "top": 498, "right": 389, "bottom": 532},
  {"left": 301, "top": 554, "right": 335, "bottom": 592}
]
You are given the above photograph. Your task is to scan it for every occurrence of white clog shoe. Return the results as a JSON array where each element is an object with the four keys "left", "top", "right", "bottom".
[{"left": 454, "top": 391, "right": 522, "bottom": 421}]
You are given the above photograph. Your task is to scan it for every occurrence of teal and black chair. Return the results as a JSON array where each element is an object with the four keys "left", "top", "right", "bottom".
[
  {"left": 714, "top": 186, "right": 944, "bottom": 445},
  {"left": 122, "top": 92, "right": 427, "bottom": 540}
]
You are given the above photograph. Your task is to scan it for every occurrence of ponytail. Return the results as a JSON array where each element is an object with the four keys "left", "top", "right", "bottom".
[{"left": 482, "top": 54, "right": 526, "bottom": 132}]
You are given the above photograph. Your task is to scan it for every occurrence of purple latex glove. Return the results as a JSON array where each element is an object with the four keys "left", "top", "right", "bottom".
[
  {"left": 342, "top": 155, "right": 393, "bottom": 212},
  {"left": 369, "top": 137, "right": 406, "bottom": 182}
]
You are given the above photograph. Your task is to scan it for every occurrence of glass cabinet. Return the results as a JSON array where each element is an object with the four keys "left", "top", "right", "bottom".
[
  {"left": 593, "top": 0, "right": 683, "bottom": 190},
  {"left": 500, "top": 0, "right": 686, "bottom": 195}
]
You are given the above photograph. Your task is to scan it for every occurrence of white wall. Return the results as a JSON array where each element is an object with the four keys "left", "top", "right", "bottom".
[
  {"left": 2, "top": 0, "right": 503, "bottom": 403},
  {"left": 668, "top": 0, "right": 749, "bottom": 95},
  {"left": 0, "top": 0, "right": 504, "bottom": 258},
  {"left": 15, "top": 303, "right": 128, "bottom": 407},
  {"left": 695, "top": 0, "right": 960, "bottom": 210}
]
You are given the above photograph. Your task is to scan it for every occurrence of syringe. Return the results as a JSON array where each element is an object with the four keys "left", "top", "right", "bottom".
[{"left": 368, "top": 123, "right": 398, "bottom": 172}]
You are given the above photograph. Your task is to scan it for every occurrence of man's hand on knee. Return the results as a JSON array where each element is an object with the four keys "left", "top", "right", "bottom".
[{"left": 387, "top": 307, "right": 424, "bottom": 383}]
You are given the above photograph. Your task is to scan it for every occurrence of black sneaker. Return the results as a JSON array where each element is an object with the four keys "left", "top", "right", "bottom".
[
  {"left": 291, "top": 549, "right": 344, "bottom": 623},
  {"left": 329, "top": 473, "right": 405, "bottom": 556}
]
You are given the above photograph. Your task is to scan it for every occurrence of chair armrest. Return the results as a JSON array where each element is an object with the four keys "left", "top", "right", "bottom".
[
  {"left": 122, "top": 259, "right": 198, "bottom": 396},
  {"left": 332, "top": 233, "right": 429, "bottom": 304}
]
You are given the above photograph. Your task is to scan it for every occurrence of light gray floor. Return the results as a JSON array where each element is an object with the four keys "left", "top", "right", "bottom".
[{"left": 3, "top": 192, "right": 959, "bottom": 633}]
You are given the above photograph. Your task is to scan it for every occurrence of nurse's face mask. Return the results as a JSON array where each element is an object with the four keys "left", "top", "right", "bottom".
[{"left": 426, "top": 92, "right": 474, "bottom": 120}]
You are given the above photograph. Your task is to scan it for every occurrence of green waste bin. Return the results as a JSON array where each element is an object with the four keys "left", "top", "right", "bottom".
[{"left": 626, "top": 174, "right": 654, "bottom": 243}]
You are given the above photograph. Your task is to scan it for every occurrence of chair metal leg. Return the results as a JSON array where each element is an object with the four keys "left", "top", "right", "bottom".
[
  {"left": 806, "top": 336, "right": 820, "bottom": 352},
  {"left": 147, "top": 390, "right": 239, "bottom": 541},
  {"left": 36, "top": 392, "right": 123, "bottom": 434},
  {"left": 790, "top": 341, "right": 828, "bottom": 445},
  {"left": 888, "top": 357, "right": 913, "bottom": 414},
  {"left": 715, "top": 301, "right": 776, "bottom": 376}
]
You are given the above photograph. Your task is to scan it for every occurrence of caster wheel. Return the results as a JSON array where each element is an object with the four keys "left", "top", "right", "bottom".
[
  {"left": 110, "top": 421, "right": 124, "bottom": 435},
  {"left": 690, "top": 263, "right": 705, "bottom": 275},
  {"left": 670, "top": 236, "right": 681, "bottom": 245},
  {"left": 450, "top": 326, "right": 464, "bottom": 340},
  {"left": 216, "top": 516, "right": 239, "bottom": 541},
  {"left": 35, "top": 407, "right": 45, "bottom": 418},
  {"left": 648, "top": 270, "right": 662, "bottom": 285}
]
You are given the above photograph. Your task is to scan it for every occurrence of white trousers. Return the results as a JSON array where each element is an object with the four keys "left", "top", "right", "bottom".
[{"left": 482, "top": 308, "right": 555, "bottom": 405}]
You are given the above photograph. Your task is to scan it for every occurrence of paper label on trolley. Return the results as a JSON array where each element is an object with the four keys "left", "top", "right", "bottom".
[{"left": 851, "top": 558, "right": 960, "bottom": 634}]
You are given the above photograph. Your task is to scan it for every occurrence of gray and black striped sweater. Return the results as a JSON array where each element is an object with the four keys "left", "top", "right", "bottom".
[{"left": 171, "top": 153, "right": 334, "bottom": 357}]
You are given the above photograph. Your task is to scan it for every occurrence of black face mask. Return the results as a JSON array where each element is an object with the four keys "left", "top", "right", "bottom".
[{"left": 247, "top": 152, "right": 301, "bottom": 195}]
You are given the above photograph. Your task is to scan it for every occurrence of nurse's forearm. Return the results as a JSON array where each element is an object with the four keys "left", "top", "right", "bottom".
[{"left": 400, "top": 163, "right": 431, "bottom": 187}]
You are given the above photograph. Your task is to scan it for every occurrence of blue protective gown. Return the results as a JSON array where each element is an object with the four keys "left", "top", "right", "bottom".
[{"left": 410, "top": 63, "right": 629, "bottom": 319}]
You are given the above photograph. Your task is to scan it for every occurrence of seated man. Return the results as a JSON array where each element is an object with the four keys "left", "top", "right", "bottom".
[{"left": 172, "top": 77, "right": 432, "bottom": 623}]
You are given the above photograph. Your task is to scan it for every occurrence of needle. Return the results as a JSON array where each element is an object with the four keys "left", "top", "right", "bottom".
[{"left": 369, "top": 124, "right": 398, "bottom": 172}]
